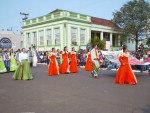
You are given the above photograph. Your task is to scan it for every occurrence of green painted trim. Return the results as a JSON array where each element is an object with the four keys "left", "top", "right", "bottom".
[
  {"left": 37, "top": 46, "right": 45, "bottom": 47},
  {"left": 22, "top": 17, "right": 91, "bottom": 29}
]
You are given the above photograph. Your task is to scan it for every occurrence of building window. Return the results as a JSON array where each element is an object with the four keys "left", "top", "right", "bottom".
[
  {"left": 39, "top": 30, "right": 44, "bottom": 46},
  {"left": 27, "top": 33, "right": 31, "bottom": 46},
  {"left": 54, "top": 28, "right": 60, "bottom": 45},
  {"left": 80, "top": 29, "right": 86, "bottom": 45},
  {"left": 32, "top": 32, "right": 37, "bottom": 46},
  {"left": 46, "top": 29, "right": 52, "bottom": 46},
  {"left": 71, "top": 27, "right": 78, "bottom": 45}
]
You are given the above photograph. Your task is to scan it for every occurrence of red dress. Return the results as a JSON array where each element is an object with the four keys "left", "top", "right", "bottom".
[
  {"left": 59, "top": 52, "right": 70, "bottom": 74},
  {"left": 70, "top": 51, "right": 78, "bottom": 73},
  {"left": 115, "top": 53, "right": 137, "bottom": 85},
  {"left": 85, "top": 52, "right": 93, "bottom": 71},
  {"left": 48, "top": 53, "right": 59, "bottom": 76}
]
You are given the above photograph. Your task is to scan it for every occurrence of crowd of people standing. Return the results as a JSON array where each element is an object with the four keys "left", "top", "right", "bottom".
[{"left": 1, "top": 44, "right": 150, "bottom": 85}]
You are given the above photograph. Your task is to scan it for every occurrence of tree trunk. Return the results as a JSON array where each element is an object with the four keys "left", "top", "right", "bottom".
[{"left": 135, "top": 35, "right": 139, "bottom": 51}]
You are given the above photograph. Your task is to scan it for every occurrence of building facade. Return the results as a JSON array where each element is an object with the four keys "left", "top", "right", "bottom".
[{"left": 22, "top": 9, "right": 121, "bottom": 51}]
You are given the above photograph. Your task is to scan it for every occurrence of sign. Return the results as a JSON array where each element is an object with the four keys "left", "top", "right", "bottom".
[
  {"left": 106, "top": 41, "right": 110, "bottom": 50},
  {"left": 0, "top": 37, "right": 12, "bottom": 49}
]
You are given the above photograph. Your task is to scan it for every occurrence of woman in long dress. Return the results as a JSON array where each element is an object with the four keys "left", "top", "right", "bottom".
[
  {"left": 48, "top": 48, "right": 59, "bottom": 76},
  {"left": 10, "top": 52, "right": 18, "bottom": 72},
  {"left": 70, "top": 47, "right": 78, "bottom": 73},
  {"left": 32, "top": 50, "right": 38, "bottom": 67},
  {"left": 59, "top": 46, "right": 70, "bottom": 74},
  {"left": 0, "top": 55, "right": 7, "bottom": 73},
  {"left": 91, "top": 45, "right": 100, "bottom": 78},
  {"left": 85, "top": 49, "right": 93, "bottom": 71},
  {"left": 115, "top": 45, "right": 137, "bottom": 85},
  {"left": 13, "top": 48, "right": 33, "bottom": 80}
]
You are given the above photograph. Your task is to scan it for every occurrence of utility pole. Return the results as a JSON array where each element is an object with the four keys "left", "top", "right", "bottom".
[{"left": 20, "top": 12, "right": 29, "bottom": 21}]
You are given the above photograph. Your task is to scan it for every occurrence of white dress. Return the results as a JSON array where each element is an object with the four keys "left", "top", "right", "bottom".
[{"left": 32, "top": 51, "right": 38, "bottom": 67}]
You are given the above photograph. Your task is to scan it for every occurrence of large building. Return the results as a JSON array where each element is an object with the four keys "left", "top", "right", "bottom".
[
  {"left": 0, "top": 30, "right": 23, "bottom": 50},
  {"left": 22, "top": 9, "right": 121, "bottom": 51}
]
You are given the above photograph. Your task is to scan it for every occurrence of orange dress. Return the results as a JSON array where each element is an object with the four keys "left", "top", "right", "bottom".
[
  {"left": 70, "top": 51, "right": 78, "bottom": 73},
  {"left": 48, "top": 53, "right": 59, "bottom": 76},
  {"left": 115, "top": 53, "right": 137, "bottom": 85},
  {"left": 85, "top": 52, "right": 93, "bottom": 71},
  {"left": 59, "top": 51, "right": 70, "bottom": 74}
]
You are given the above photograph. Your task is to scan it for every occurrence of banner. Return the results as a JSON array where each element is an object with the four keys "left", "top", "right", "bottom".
[{"left": 101, "top": 51, "right": 149, "bottom": 65}]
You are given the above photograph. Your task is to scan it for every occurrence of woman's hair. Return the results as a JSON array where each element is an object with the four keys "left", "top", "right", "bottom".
[
  {"left": 72, "top": 47, "right": 74, "bottom": 50},
  {"left": 122, "top": 45, "right": 127, "bottom": 52},
  {"left": 52, "top": 48, "right": 55, "bottom": 51},
  {"left": 21, "top": 48, "right": 25, "bottom": 52},
  {"left": 64, "top": 46, "right": 67, "bottom": 51}
]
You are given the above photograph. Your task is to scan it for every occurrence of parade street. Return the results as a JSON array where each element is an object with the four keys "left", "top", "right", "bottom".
[{"left": 0, "top": 64, "right": 150, "bottom": 113}]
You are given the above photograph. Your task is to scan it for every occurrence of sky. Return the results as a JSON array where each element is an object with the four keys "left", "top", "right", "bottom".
[{"left": 0, "top": 0, "right": 149, "bottom": 33}]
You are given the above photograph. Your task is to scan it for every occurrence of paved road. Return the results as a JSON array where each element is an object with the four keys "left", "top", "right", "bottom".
[{"left": 0, "top": 65, "right": 150, "bottom": 113}]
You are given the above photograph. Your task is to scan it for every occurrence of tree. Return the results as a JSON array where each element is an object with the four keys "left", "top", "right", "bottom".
[
  {"left": 90, "top": 36, "right": 106, "bottom": 50},
  {"left": 146, "top": 38, "right": 150, "bottom": 47},
  {"left": 113, "top": 0, "right": 150, "bottom": 50}
]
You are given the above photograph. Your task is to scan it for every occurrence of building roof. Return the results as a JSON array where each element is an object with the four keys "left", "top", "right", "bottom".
[
  {"left": 24, "top": 9, "right": 119, "bottom": 29},
  {"left": 91, "top": 17, "right": 118, "bottom": 28}
]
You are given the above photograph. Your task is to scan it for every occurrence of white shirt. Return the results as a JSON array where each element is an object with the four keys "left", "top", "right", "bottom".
[
  {"left": 19, "top": 52, "right": 28, "bottom": 62},
  {"left": 90, "top": 48, "right": 99, "bottom": 61}
]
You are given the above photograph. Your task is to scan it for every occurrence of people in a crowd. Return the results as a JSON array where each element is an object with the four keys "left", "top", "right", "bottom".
[
  {"left": 13, "top": 48, "right": 33, "bottom": 80},
  {"left": 28, "top": 47, "right": 33, "bottom": 67},
  {"left": 85, "top": 49, "right": 93, "bottom": 71},
  {"left": 10, "top": 49, "right": 18, "bottom": 71},
  {"left": 32, "top": 48, "right": 38, "bottom": 67},
  {"left": 115, "top": 45, "right": 137, "bottom": 85},
  {"left": 70, "top": 47, "right": 78, "bottom": 73},
  {"left": 48, "top": 48, "right": 59, "bottom": 76},
  {"left": 2, "top": 49, "right": 10, "bottom": 72},
  {"left": 90, "top": 45, "right": 100, "bottom": 78},
  {"left": 0, "top": 55, "right": 7, "bottom": 73},
  {"left": 59, "top": 46, "right": 70, "bottom": 74}
]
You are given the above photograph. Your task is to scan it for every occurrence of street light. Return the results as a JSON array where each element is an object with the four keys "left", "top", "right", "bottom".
[{"left": 20, "top": 12, "right": 29, "bottom": 21}]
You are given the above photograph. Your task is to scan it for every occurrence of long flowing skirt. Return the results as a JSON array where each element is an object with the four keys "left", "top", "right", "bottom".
[
  {"left": 85, "top": 60, "right": 93, "bottom": 71},
  {"left": 59, "top": 59, "right": 70, "bottom": 74},
  {"left": 33, "top": 56, "right": 38, "bottom": 67},
  {"left": 10, "top": 58, "right": 18, "bottom": 72},
  {"left": 115, "top": 64, "right": 137, "bottom": 85},
  {"left": 0, "top": 60, "right": 7, "bottom": 73},
  {"left": 70, "top": 60, "right": 78, "bottom": 73},
  {"left": 48, "top": 60, "right": 59, "bottom": 76},
  {"left": 13, "top": 60, "right": 33, "bottom": 80},
  {"left": 92, "top": 60, "right": 100, "bottom": 77}
]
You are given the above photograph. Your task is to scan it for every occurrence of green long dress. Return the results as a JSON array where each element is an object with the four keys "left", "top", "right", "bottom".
[
  {"left": 13, "top": 59, "right": 33, "bottom": 80},
  {"left": 0, "top": 56, "right": 7, "bottom": 73},
  {"left": 10, "top": 53, "right": 18, "bottom": 72}
]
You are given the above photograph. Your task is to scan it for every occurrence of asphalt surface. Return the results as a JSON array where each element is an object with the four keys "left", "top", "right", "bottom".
[{"left": 0, "top": 64, "right": 150, "bottom": 113}]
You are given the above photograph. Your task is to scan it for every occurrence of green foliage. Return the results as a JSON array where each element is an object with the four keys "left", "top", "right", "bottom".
[
  {"left": 146, "top": 38, "right": 150, "bottom": 47},
  {"left": 120, "top": 34, "right": 128, "bottom": 45},
  {"left": 113, "top": 0, "right": 150, "bottom": 50},
  {"left": 90, "top": 36, "right": 106, "bottom": 50}
]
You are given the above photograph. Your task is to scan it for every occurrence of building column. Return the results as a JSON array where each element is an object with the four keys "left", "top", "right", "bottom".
[
  {"left": 78, "top": 27, "right": 80, "bottom": 50},
  {"left": 63, "top": 23, "right": 67, "bottom": 49},
  {"left": 67, "top": 25, "right": 71, "bottom": 51},
  {"left": 36, "top": 30, "right": 39, "bottom": 51},
  {"left": 23, "top": 33, "right": 26, "bottom": 48},
  {"left": 100, "top": 31, "right": 103, "bottom": 40},
  {"left": 43, "top": 28, "right": 46, "bottom": 51},
  {"left": 110, "top": 33, "right": 113, "bottom": 46},
  {"left": 118, "top": 35, "right": 121, "bottom": 46}
]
